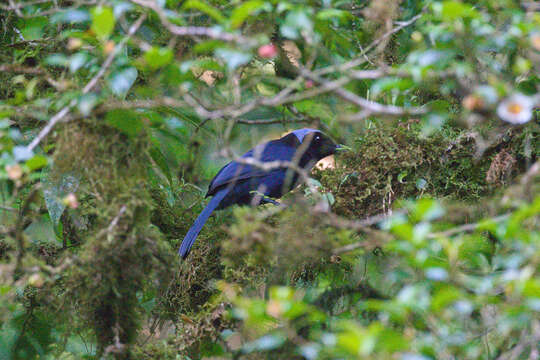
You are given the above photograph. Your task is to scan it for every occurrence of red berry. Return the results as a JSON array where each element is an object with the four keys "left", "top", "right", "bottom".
[{"left": 258, "top": 44, "right": 278, "bottom": 59}]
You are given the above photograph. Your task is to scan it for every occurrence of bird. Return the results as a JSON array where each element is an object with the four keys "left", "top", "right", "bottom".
[{"left": 178, "top": 128, "right": 340, "bottom": 259}]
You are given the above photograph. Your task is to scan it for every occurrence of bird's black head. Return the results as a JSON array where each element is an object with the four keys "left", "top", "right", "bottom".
[{"left": 291, "top": 128, "right": 339, "bottom": 162}]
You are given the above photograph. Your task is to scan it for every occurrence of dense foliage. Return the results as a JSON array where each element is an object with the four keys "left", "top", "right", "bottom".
[{"left": 0, "top": 0, "right": 539, "bottom": 358}]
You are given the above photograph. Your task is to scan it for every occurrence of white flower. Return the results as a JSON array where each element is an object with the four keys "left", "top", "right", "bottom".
[{"left": 496, "top": 93, "right": 535, "bottom": 124}]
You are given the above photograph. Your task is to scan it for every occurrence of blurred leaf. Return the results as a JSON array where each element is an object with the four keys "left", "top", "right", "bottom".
[
  {"left": 413, "top": 198, "right": 444, "bottom": 221},
  {"left": 108, "top": 67, "right": 138, "bottom": 98},
  {"left": 69, "top": 52, "right": 88, "bottom": 73},
  {"left": 431, "top": 287, "right": 463, "bottom": 312},
  {"left": 145, "top": 47, "right": 174, "bottom": 70},
  {"left": 281, "top": 10, "right": 313, "bottom": 39},
  {"left": 215, "top": 48, "right": 252, "bottom": 70},
  {"left": 316, "top": 9, "right": 353, "bottom": 21},
  {"left": 371, "top": 78, "right": 415, "bottom": 95},
  {"left": 17, "top": 17, "right": 47, "bottom": 41},
  {"left": 13, "top": 146, "right": 33, "bottom": 162},
  {"left": 242, "top": 333, "right": 286, "bottom": 353},
  {"left": 194, "top": 40, "right": 226, "bottom": 54},
  {"left": 25, "top": 215, "right": 60, "bottom": 246},
  {"left": 113, "top": 1, "right": 133, "bottom": 17},
  {"left": 434, "top": 1, "right": 481, "bottom": 21},
  {"left": 270, "top": 286, "right": 294, "bottom": 301},
  {"left": 26, "top": 155, "right": 47, "bottom": 171},
  {"left": 230, "top": 0, "right": 267, "bottom": 29},
  {"left": 51, "top": 9, "right": 90, "bottom": 24},
  {"left": 91, "top": 6, "right": 115, "bottom": 40},
  {"left": 42, "top": 172, "right": 80, "bottom": 225},
  {"left": 45, "top": 54, "right": 69, "bottom": 67},
  {"left": 77, "top": 93, "right": 99, "bottom": 116},
  {"left": 105, "top": 109, "right": 143, "bottom": 137},
  {"left": 183, "top": 0, "right": 226, "bottom": 24},
  {"left": 149, "top": 146, "right": 172, "bottom": 184}
]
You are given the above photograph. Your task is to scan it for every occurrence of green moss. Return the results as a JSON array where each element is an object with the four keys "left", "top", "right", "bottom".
[
  {"left": 52, "top": 121, "right": 173, "bottom": 356},
  {"left": 318, "top": 124, "right": 500, "bottom": 219},
  {"left": 150, "top": 185, "right": 226, "bottom": 317},
  {"left": 132, "top": 340, "right": 179, "bottom": 359}
]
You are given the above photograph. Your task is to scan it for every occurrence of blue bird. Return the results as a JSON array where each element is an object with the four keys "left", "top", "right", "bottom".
[{"left": 179, "top": 128, "right": 339, "bottom": 259}]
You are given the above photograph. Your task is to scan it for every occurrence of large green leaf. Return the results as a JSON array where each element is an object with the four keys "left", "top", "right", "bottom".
[
  {"left": 230, "top": 0, "right": 267, "bottom": 29},
  {"left": 145, "top": 47, "right": 174, "bottom": 70},
  {"left": 91, "top": 6, "right": 115, "bottom": 40},
  {"left": 105, "top": 109, "right": 144, "bottom": 137},
  {"left": 183, "top": 0, "right": 226, "bottom": 24}
]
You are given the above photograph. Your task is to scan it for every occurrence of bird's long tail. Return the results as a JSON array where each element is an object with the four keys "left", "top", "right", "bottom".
[{"left": 179, "top": 188, "right": 228, "bottom": 259}]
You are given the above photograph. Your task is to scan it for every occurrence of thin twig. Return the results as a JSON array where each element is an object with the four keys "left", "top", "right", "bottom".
[
  {"left": 300, "top": 68, "right": 427, "bottom": 119},
  {"left": 0, "top": 205, "right": 17, "bottom": 212},
  {"left": 315, "top": 11, "right": 425, "bottom": 77},
  {"left": 427, "top": 213, "right": 511, "bottom": 239},
  {"left": 129, "top": 0, "right": 255, "bottom": 45},
  {"left": 107, "top": 205, "right": 127, "bottom": 233},
  {"left": 0, "top": 64, "right": 47, "bottom": 74}
]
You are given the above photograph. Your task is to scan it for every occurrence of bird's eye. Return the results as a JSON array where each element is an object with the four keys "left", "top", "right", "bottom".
[{"left": 314, "top": 135, "right": 321, "bottom": 141}]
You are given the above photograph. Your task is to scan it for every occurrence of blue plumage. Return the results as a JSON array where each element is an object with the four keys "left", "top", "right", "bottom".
[
  {"left": 179, "top": 128, "right": 339, "bottom": 258},
  {"left": 178, "top": 188, "right": 227, "bottom": 258}
]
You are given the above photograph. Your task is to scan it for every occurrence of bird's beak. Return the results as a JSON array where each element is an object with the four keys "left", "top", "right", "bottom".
[{"left": 335, "top": 144, "right": 347, "bottom": 151}]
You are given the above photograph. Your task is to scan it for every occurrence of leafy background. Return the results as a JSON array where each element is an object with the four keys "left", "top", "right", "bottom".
[{"left": 0, "top": 0, "right": 539, "bottom": 359}]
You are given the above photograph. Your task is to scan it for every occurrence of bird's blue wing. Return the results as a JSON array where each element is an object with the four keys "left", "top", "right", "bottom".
[{"left": 207, "top": 138, "right": 299, "bottom": 196}]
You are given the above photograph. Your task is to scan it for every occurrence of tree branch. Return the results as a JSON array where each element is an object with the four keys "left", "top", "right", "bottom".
[{"left": 129, "top": 0, "right": 255, "bottom": 45}]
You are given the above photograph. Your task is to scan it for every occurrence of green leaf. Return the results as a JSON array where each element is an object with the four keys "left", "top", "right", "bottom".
[
  {"left": 316, "top": 9, "right": 352, "bottom": 21},
  {"left": 77, "top": 93, "right": 99, "bottom": 116},
  {"left": 91, "top": 6, "right": 115, "bottom": 40},
  {"left": 413, "top": 198, "right": 444, "bottom": 221},
  {"left": 13, "top": 146, "right": 33, "bottom": 161},
  {"left": 108, "top": 67, "right": 138, "bottom": 98},
  {"left": 434, "top": 1, "right": 480, "bottom": 21},
  {"left": 281, "top": 10, "right": 313, "bottom": 39},
  {"left": 42, "top": 172, "right": 80, "bottom": 225},
  {"left": 45, "top": 54, "right": 69, "bottom": 67},
  {"left": 431, "top": 287, "right": 463, "bottom": 312},
  {"left": 69, "top": 52, "right": 88, "bottom": 73},
  {"left": 371, "top": 78, "right": 415, "bottom": 95},
  {"left": 26, "top": 155, "right": 48, "bottom": 171},
  {"left": 113, "top": 2, "right": 133, "bottom": 17},
  {"left": 293, "top": 99, "right": 333, "bottom": 122},
  {"left": 242, "top": 334, "right": 286, "bottom": 353},
  {"left": 106, "top": 109, "right": 143, "bottom": 137},
  {"left": 17, "top": 17, "right": 48, "bottom": 41},
  {"left": 145, "top": 47, "right": 174, "bottom": 70},
  {"left": 230, "top": 0, "right": 267, "bottom": 29},
  {"left": 183, "top": 0, "right": 226, "bottom": 24},
  {"left": 181, "top": 58, "right": 223, "bottom": 73},
  {"left": 51, "top": 9, "right": 90, "bottom": 24},
  {"left": 149, "top": 146, "right": 173, "bottom": 184},
  {"left": 194, "top": 40, "right": 227, "bottom": 54}
]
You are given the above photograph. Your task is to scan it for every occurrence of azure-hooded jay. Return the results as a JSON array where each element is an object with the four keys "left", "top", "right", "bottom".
[{"left": 179, "top": 128, "right": 339, "bottom": 258}]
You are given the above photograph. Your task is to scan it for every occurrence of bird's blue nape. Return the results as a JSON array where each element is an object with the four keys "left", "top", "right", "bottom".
[{"left": 291, "top": 128, "right": 319, "bottom": 143}]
